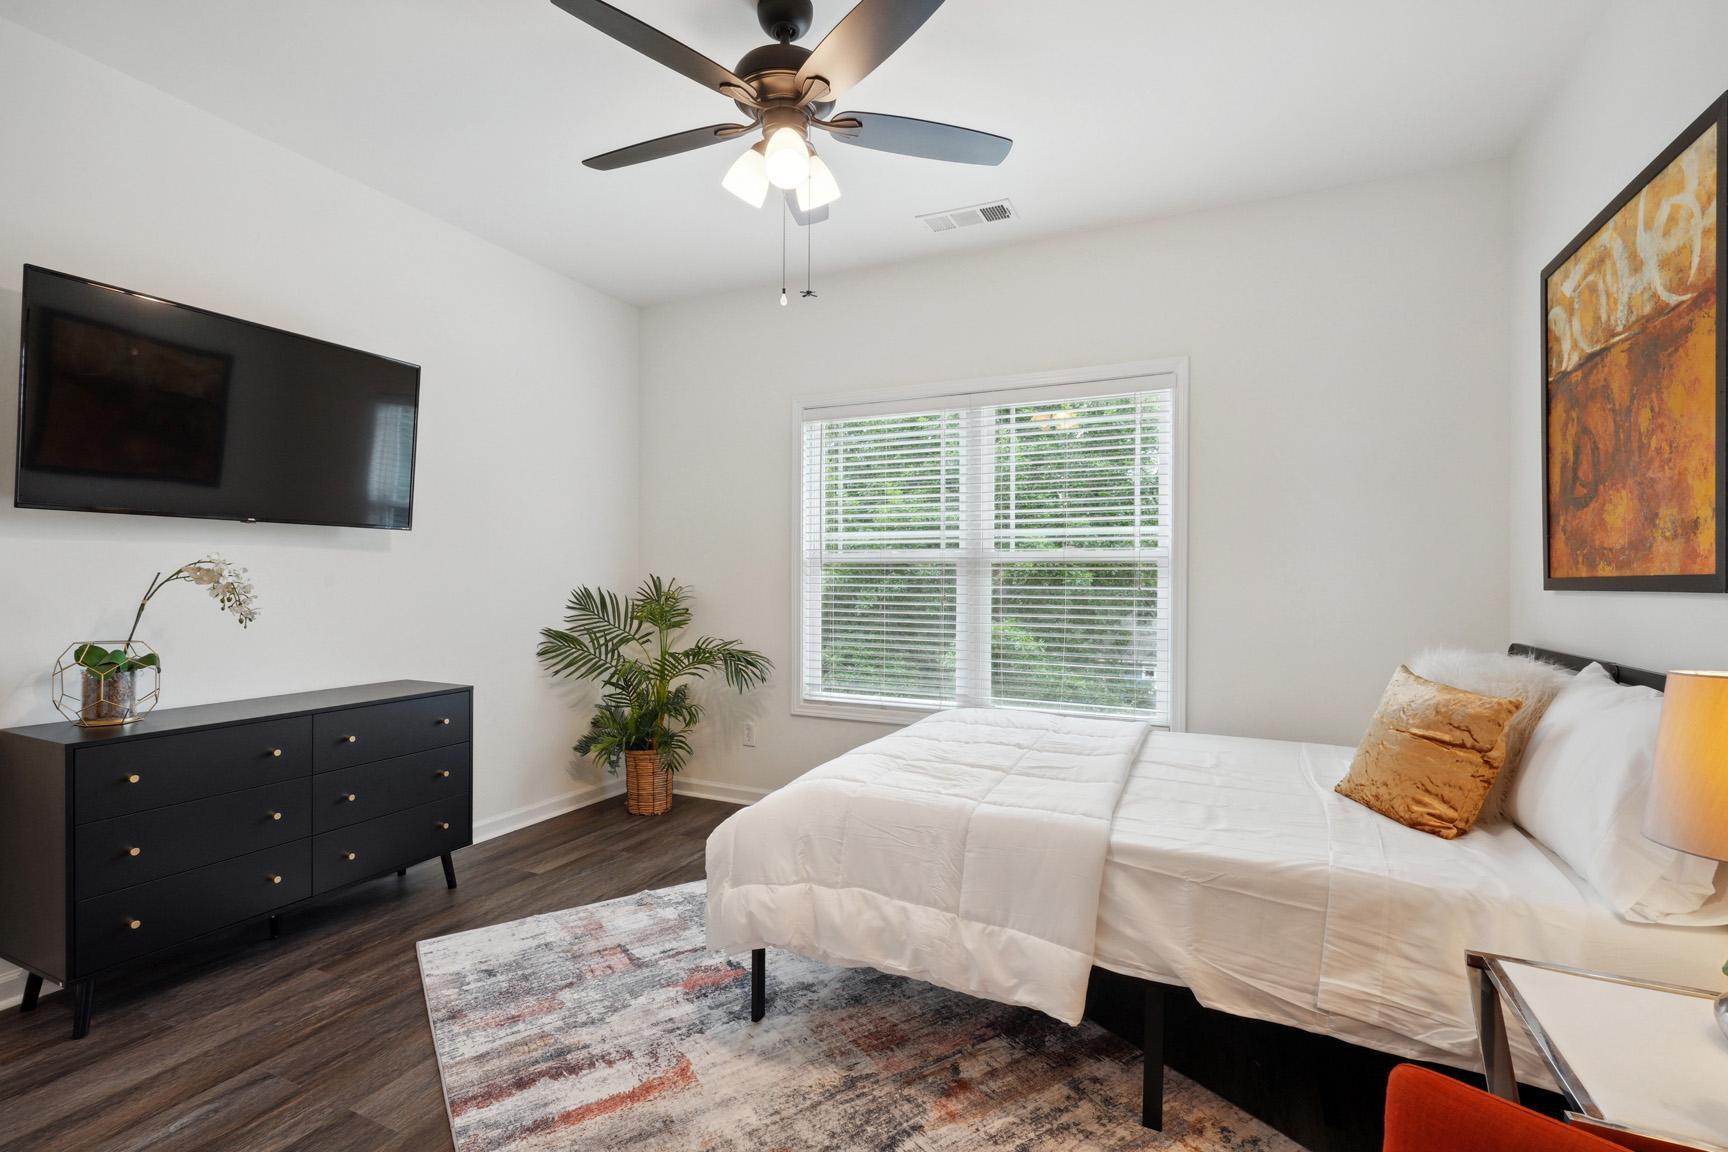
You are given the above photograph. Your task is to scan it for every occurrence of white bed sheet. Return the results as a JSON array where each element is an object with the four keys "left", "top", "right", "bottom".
[{"left": 1093, "top": 730, "right": 1728, "bottom": 1085}]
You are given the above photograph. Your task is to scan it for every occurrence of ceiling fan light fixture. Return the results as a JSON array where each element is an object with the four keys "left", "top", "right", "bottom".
[
  {"left": 764, "top": 126, "right": 811, "bottom": 190},
  {"left": 722, "top": 143, "right": 770, "bottom": 207},
  {"left": 796, "top": 153, "right": 841, "bottom": 211}
]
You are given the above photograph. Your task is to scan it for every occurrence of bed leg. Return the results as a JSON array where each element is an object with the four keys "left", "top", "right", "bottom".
[
  {"left": 750, "top": 948, "right": 766, "bottom": 1022},
  {"left": 1142, "top": 980, "right": 1165, "bottom": 1131}
]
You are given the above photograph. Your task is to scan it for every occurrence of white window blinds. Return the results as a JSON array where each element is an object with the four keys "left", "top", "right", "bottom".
[{"left": 798, "top": 374, "right": 1179, "bottom": 725}]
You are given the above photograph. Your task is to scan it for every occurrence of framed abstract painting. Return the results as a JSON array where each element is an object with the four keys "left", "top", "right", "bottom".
[{"left": 1543, "top": 94, "right": 1727, "bottom": 592}]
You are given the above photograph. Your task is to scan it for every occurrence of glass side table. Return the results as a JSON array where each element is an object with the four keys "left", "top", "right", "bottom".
[{"left": 1468, "top": 951, "right": 1728, "bottom": 1152}]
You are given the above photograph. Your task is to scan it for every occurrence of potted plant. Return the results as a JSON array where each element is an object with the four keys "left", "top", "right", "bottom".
[
  {"left": 537, "top": 576, "right": 770, "bottom": 815},
  {"left": 54, "top": 557, "right": 259, "bottom": 726}
]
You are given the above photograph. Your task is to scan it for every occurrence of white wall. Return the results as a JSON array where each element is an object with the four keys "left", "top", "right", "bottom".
[
  {"left": 0, "top": 17, "right": 640, "bottom": 999},
  {"left": 641, "top": 162, "right": 1514, "bottom": 796},
  {"left": 1508, "top": 2, "right": 1728, "bottom": 670}
]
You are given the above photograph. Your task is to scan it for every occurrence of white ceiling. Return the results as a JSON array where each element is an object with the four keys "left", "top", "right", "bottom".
[{"left": 0, "top": 0, "right": 1609, "bottom": 305}]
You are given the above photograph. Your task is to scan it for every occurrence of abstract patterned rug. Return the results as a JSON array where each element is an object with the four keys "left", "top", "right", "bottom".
[{"left": 416, "top": 883, "right": 1303, "bottom": 1151}]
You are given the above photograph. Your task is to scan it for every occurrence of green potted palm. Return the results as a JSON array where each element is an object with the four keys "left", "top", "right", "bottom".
[{"left": 537, "top": 576, "right": 771, "bottom": 815}]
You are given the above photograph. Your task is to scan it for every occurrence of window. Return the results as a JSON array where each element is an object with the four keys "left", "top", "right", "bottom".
[{"left": 796, "top": 363, "right": 1184, "bottom": 727}]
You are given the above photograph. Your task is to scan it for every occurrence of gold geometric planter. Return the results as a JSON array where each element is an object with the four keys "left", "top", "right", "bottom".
[{"left": 52, "top": 641, "right": 161, "bottom": 727}]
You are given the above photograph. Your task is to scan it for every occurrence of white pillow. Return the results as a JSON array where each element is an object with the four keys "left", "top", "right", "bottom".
[
  {"left": 1509, "top": 662, "right": 1722, "bottom": 922},
  {"left": 1406, "top": 647, "right": 1576, "bottom": 822}
]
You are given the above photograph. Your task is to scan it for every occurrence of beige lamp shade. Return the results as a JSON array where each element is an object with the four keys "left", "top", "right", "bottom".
[{"left": 1646, "top": 670, "right": 1728, "bottom": 862}]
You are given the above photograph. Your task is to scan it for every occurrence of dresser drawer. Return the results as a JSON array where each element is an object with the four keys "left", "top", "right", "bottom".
[
  {"left": 75, "top": 778, "right": 311, "bottom": 898},
  {"left": 74, "top": 717, "right": 312, "bottom": 823},
  {"left": 313, "top": 691, "right": 470, "bottom": 773},
  {"left": 312, "top": 744, "right": 470, "bottom": 833},
  {"left": 312, "top": 796, "right": 471, "bottom": 894},
  {"left": 75, "top": 841, "right": 310, "bottom": 974}
]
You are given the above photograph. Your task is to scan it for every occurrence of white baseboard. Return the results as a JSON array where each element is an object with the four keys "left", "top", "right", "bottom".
[
  {"left": 671, "top": 775, "right": 770, "bottom": 806},
  {"left": 472, "top": 779, "right": 625, "bottom": 843}
]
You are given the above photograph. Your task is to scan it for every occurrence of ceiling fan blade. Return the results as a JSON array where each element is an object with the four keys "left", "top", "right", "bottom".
[
  {"left": 550, "top": 0, "right": 750, "bottom": 99},
  {"left": 784, "top": 189, "right": 829, "bottom": 226},
  {"left": 823, "top": 112, "right": 1011, "bottom": 165},
  {"left": 795, "top": 0, "right": 944, "bottom": 104},
  {"left": 583, "top": 123, "right": 750, "bottom": 171}
]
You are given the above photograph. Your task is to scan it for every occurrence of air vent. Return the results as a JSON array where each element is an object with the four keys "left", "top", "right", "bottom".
[{"left": 917, "top": 199, "right": 1017, "bottom": 234}]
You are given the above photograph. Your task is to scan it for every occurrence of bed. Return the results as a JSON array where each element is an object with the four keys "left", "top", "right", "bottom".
[
  {"left": 704, "top": 646, "right": 1728, "bottom": 1130},
  {"left": 1093, "top": 727, "right": 1727, "bottom": 1072}
]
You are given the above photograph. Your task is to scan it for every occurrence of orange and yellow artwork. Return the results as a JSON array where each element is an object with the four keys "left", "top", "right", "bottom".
[{"left": 1545, "top": 115, "right": 1722, "bottom": 587}]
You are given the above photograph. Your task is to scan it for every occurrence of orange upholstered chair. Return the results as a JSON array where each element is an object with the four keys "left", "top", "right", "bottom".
[{"left": 1384, "top": 1065, "right": 1631, "bottom": 1152}]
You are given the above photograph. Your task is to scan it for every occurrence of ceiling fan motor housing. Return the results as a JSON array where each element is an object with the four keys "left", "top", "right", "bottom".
[
  {"left": 756, "top": 0, "right": 813, "bottom": 42},
  {"left": 733, "top": 41, "right": 810, "bottom": 82},
  {"left": 732, "top": 41, "right": 827, "bottom": 116}
]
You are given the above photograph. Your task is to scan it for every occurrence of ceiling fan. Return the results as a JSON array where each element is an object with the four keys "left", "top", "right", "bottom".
[{"left": 550, "top": 0, "right": 1013, "bottom": 225}]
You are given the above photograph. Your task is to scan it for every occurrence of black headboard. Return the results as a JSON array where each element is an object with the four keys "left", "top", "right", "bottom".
[{"left": 1508, "top": 644, "right": 1666, "bottom": 692}]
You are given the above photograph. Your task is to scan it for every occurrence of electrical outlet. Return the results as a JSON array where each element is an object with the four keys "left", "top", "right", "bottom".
[{"left": 742, "top": 722, "right": 757, "bottom": 748}]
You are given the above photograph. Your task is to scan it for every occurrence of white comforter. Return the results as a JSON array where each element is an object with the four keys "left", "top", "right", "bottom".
[{"left": 706, "top": 708, "right": 1150, "bottom": 1024}]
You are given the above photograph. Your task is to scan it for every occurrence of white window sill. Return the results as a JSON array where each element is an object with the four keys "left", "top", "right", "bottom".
[
  {"left": 792, "top": 697, "right": 942, "bottom": 726},
  {"left": 793, "top": 695, "right": 1175, "bottom": 730}
]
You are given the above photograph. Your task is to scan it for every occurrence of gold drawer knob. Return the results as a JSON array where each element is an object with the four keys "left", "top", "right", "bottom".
[
  {"left": 434, "top": 821, "right": 450, "bottom": 831},
  {"left": 343, "top": 793, "right": 357, "bottom": 803},
  {"left": 126, "top": 919, "right": 141, "bottom": 930},
  {"left": 127, "top": 846, "right": 142, "bottom": 857},
  {"left": 126, "top": 774, "right": 141, "bottom": 784},
  {"left": 271, "top": 748, "right": 283, "bottom": 758},
  {"left": 268, "top": 874, "right": 283, "bottom": 885},
  {"left": 437, "top": 717, "right": 451, "bottom": 726},
  {"left": 343, "top": 735, "right": 357, "bottom": 744},
  {"left": 436, "top": 770, "right": 450, "bottom": 779},
  {"left": 269, "top": 811, "right": 284, "bottom": 821},
  {"left": 342, "top": 851, "right": 357, "bottom": 861}
]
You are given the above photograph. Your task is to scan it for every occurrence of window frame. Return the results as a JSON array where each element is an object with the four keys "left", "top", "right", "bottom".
[{"left": 789, "top": 359, "right": 1189, "bottom": 731}]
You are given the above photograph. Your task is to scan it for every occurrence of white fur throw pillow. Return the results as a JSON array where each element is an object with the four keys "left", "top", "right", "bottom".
[{"left": 1405, "top": 648, "right": 1576, "bottom": 822}]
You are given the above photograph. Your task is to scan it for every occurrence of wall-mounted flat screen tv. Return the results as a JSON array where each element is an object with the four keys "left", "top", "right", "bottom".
[{"left": 16, "top": 265, "right": 419, "bottom": 530}]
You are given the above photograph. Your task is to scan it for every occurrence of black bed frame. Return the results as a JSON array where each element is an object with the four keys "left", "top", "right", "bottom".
[
  {"left": 744, "top": 645, "right": 1666, "bottom": 1137},
  {"left": 1506, "top": 644, "right": 1666, "bottom": 690}
]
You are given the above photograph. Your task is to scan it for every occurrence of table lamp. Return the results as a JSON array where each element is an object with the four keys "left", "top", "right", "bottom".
[{"left": 1645, "top": 669, "right": 1728, "bottom": 1040}]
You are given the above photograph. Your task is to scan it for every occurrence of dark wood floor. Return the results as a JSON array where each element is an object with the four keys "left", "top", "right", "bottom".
[{"left": 0, "top": 794, "right": 738, "bottom": 1152}]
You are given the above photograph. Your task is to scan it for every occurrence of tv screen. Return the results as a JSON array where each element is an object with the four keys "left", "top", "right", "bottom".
[{"left": 16, "top": 265, "right": 419, "bottom": 530}]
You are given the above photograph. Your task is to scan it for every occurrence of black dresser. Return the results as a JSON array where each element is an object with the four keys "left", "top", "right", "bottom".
[{"left": 0, "top": 680, "right": 473, "bottom": 1037}]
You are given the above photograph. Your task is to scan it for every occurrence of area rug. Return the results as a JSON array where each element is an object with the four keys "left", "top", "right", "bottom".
[{"left": 416, "top": 883, "right": 1302, "bottom": 1152}]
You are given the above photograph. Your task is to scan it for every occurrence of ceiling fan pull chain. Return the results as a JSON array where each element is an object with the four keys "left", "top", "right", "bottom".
[
  {"left": 780, "top": 197, "right": 789, "bottom": 308},
  {"left": 803, "top": 196, "right": 817, "bottom": 299}
]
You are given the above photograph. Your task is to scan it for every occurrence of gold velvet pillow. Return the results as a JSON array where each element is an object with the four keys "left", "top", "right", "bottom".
[{"left": 1336, "top": 665, "right": 1524, "bottom": 839}]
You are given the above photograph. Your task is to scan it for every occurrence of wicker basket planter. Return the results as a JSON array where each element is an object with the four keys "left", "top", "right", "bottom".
[{"left": 624, "top": 749, "right": 673, "bottom": 816}]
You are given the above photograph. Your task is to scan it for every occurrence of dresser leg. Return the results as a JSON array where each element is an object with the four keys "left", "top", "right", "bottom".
[
  {"left": 19, "top": 973, "right": 43, "bottom": 1013},
  {"left": 441, "top": 852, "right": 457, "bottom": 890},
  {"left": 396, "top": 868, "right": 407, "bottom": 877},
  {"left": 268, "top": 914, "right": 280, "bottom": 941},
  {"left": 71, "top": 979, "right": 94, "bottom": 1040}
]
